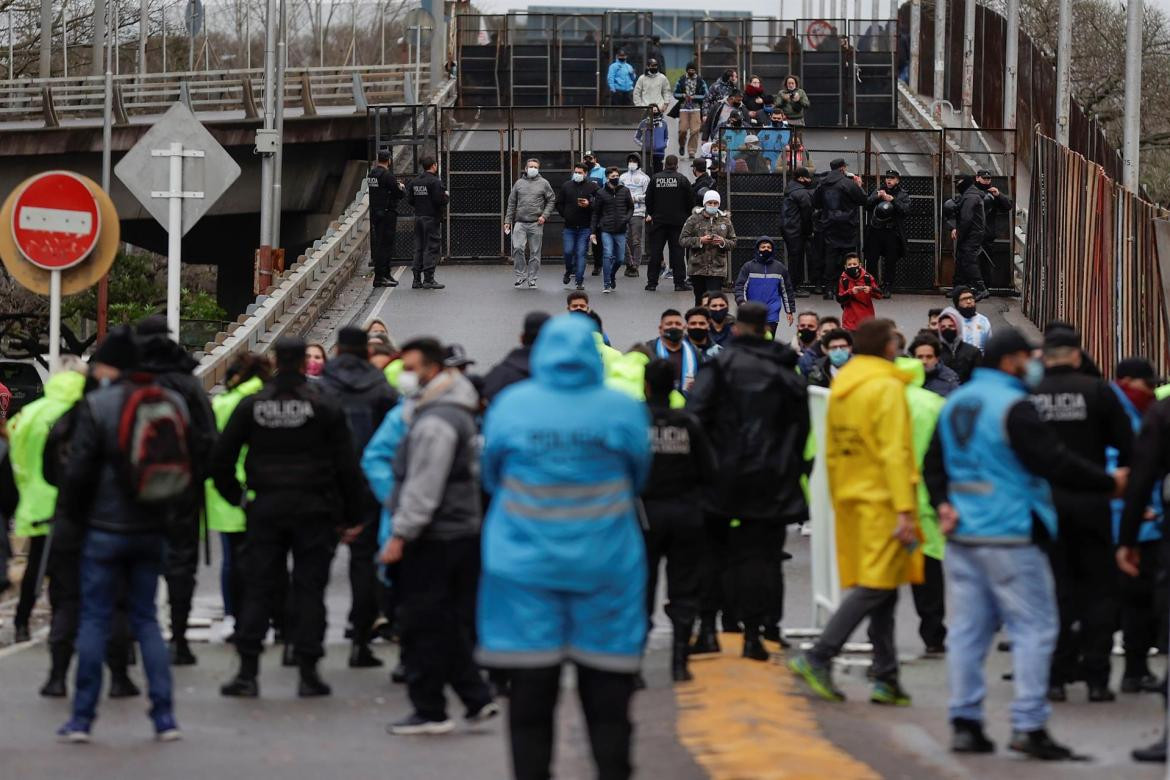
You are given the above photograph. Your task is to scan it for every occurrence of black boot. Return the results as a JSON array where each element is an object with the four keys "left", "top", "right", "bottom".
[
  {"left": 411, "top": 273, "right": 423, "bottom": 289},
  {"left": 297, "top": 659, "right": 332, "bottom": 697},
  {"left": 1133, "top": 731, "right": 1168, "bottom": 763},
  {"left": 690, "top": 615, "right": 721, "bottom": 656},
  {"left": 108, "top": 671, "right": 141, "bottom": 698},
  {"left": 282, "top": 642, "right": 297, "bottom": 667},
  {"left": 40, "top": 643, "right": 71, "bottom": 698},
  {"left": 348, "top": 643, "right": 384, "bottom": 668},
  {"left": 1008, "top": 728, "right": 1076, "bottom": 760},
  {"left": 951, "top": 718, "right": 995, "bottom": 753},
  {"left": 671, "top": 620, "right": 694, "bottom": 682},
  {"left": 741, "top": 625, "right": 770, "bottom": 662},
  {"left": 220, "top": 655, "right": 260, "bottom": 698},
  {"left": 1087, "top": 684, "right": 1116, "bottom": 702},
  {"left": 170, "top": 638, "right": 197, "bottom": 666},
  {"left": 421, "top": 273, "right": 445, "bottom": 290},
  {"left": 390, "top": 661, "right": 407, "bottom": 684}
]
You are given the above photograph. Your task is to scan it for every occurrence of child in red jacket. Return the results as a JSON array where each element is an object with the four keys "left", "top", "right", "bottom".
[{"left": 836, "top": 252, "right": 882, "bottom": 330}]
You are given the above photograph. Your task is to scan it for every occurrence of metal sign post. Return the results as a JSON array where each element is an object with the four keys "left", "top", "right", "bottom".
[{"left": 151, "top": 142, "right": 204, "bottom": 336}]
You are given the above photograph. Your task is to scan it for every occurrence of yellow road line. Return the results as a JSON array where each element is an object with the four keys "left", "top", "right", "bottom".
[{"left": 676, "top": 634, "right": 881, "bottom": 780}]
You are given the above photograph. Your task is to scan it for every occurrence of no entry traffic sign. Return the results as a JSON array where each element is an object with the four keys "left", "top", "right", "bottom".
[{"left": 10, "top": 171, "right": 101, "bottom": 271}]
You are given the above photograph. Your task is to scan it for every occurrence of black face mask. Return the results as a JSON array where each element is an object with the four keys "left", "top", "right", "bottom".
[
  {"left": 798, "top": 328, "right": 817, "bottom": 344},
  {"left": 975, "top": 180, "right": 990, "bottom": 190},
  {"left": 687, "top": 328, "right": 709, "bottom": 343},
  {"left": 709, "top": 309, "right": 728, "bottom": 324},
  {"left": 648, "top": 67, "right": 659, "bottom": 74},
  {"left": 663, "top": 328, "right": 684, "bottom": 343},
  {"left": 845, "top": 266, "right": 862, "bottom": 278},
  {"left": 939, "top": 328, "right": 958, "bottom": 343},
  {"left": 608, "top": 178, "right": 620, "bottom": 186},
  {"left": 957, "top": 304, "right": 977, "bottom": 318}
]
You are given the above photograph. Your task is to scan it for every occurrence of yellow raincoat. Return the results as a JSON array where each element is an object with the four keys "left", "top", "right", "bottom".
[{"left": 826, "top": 355, "right": 923, "bottom": 589}]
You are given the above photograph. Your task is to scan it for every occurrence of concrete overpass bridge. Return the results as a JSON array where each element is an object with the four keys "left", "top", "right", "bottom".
[{"left": 0, "top": 64, "right": 432, "bottom": 315}]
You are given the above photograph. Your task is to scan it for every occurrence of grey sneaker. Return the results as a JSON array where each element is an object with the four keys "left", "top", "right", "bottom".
[{"left": 528, "top": 280, "right": 538, "bottom": 289}]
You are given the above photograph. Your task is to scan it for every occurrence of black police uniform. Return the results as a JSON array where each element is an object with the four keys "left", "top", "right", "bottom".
[
  {"left": 864, "top": 178, "right": 911, "bottom": 293},
  {"left": 1031, "top": 363, "right": 1133, "bottom": 693},
  {"left": 977, "top": 178, "right": 1013, "bottom": 285},
  {"left": 367, "top": 164, "right": 404, "bottom": 284},
  {"left": 811, "top": 167, "right": 867, "bottom": 292},
  {"left": 645, "top": 167, "right": 696, "bottom": 290},
  {"left": 406, "top": 169, "right": 449, "bottom": 286},
  {"left": 212, "top": 372, "right": 365, "bottom": 689},
  {"left": 780, "top": 178, "right": 815, "bottom": 289},
  {"left": 946, "top": 178, "right": 987, "bottom": 290}
]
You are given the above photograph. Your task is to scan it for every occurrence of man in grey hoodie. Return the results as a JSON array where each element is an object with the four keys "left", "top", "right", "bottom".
[
  {"left": 380, "top": 338, "right": 498, "bottom": 736},
  {"left": 504, "top": 158, "right": 556, "bottom": 289}
]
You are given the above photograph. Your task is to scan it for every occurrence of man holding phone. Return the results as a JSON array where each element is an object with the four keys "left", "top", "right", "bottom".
[{"left": 555, "top": 161, "right": 600, "bottom": 290}]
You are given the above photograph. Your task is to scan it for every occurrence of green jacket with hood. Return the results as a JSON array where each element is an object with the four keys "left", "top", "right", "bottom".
[
  {"left": 895, "top": 356, "right": 945, "bottom": 560},
  {"left": 9, "top": 371, "right": 86, "bottom": 537}
]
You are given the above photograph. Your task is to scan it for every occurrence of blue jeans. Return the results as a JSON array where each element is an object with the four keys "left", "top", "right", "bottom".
[
  {"left": 73, "top": 529, "right": 173, "bottom": 730},
  {"left": 562, "top": 226, "right": 592, "bottom": 285},
  {"left": 601, "top": 231, "right": 627, "bottom": 288},
  {"left": 945, "top": 542, "right": 1058, "bottom": 731}
]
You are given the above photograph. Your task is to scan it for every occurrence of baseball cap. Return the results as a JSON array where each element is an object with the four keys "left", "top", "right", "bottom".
[
  {"left": 444, "top": 344, "right": 476, "bottom": 368},
  {"left": 884, "top": 169, "right": 900, "bottom": 178},
  {"left": 976, "top": 169, "right": 993, "bottom": 179},
  {"left": 982, "top": 327, "right": 1037, "bottom": 368}
]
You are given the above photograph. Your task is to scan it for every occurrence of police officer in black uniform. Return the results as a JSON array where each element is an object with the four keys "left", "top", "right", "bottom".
[
  {"left": 975, "top": 169, "right": 1013, "bottom": 288},
  {"left": 781, "top": 166, "right": 815, "bottom": 295},
  {"left": 946, "top": 174, "right": 988, "bottom": 298},
  {"left": 644, "top": 154, "right": 695, "bottom": 292},
  {"left": 215, "top": 337, "right": 366, "bottom": 699},
  {"left": 1031, "top": 327, "right": 1134, "bottom": 703},
  {"left": 368, "top": 150, "right": 405, "bottom": 288},
  {"left": 811, "top": 158, "right": 867, "bottom": 299},
  {"left": 864, "top": 169, "right": 912, "bottom": 299},
  {"left": 407, "top": 156, "right": 449, "bottom": 290}
]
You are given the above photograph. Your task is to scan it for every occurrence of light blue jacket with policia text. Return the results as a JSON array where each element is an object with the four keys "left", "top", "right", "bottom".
[{"left": 937, "top": 368, "right": 1057, "bottom": 543}]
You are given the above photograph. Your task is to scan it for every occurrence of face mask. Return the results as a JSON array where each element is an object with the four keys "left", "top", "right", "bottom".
[
  {"left": 975, "top": 180, "right": 990, "bottom": 190},
  {"left": 526, "top": 167, "right": 539, "bottom": 178},
  {"left": 828, "top": 348, "right": 851, "bottom": 368},
  {"left": 704, "top": 205, "right": 719, "bottom": 215},
  {"left": 397, "top": 371, "right": 421, "bottom": 397},
  {"left": 845, "top": 266, "right": 861, "bottom": 278},
  {"left": 1123, "top": 384, "right": 1156, "bottom": 413},
  {"left": 618, "top": 57, "right": 627, "bottom": 62},
  {"left": 572, "top": 172, "right": 585, "bottom": 183},
  {"left": 798, "top": 328, "right": 817, "bottom": 344},
  {"left": 687, "top": 72, "right": 696, "bottom": 79},
  {"left": 663, "top": 328, "right": 684, "bottom": 343},
  {"left": 687, "top": 327, "right": 708, "bottom": 343},
  {"left": 609, "top": 177, "right": 620, "bottom": 185},
  {"left": 957, "top": 304, "right": 976, "bottom": 318},
  {"left": 305, "top": 360, "right": 324, "bottom": 377},
  {"left": 628, "top": 162, "right": 639, "bottom": 172},
  {"left": 1024, "top": 358, "right": 1045, "bottom": 388},
  {"left": 648, "top": 67, "right": 658, "bottom": 74},
  {"left": 939, "top": 328, "right": 958, "bottom": 344},
  {"left": 709, "top": 309, "right": 728, "bottom": 324}
]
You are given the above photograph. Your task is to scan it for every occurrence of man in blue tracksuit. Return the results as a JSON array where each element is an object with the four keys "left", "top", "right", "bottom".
[
  {"left": 477, "top": 314, "right": 651, "bottom": 780},
  {"left": 733, "top": 236, "right": 796, "bottom": 336},
  {"left": 607, "top": 50, "right": 636, "bottom": 106},
  {"left": 924, "top": 329, "right": 1124, "bottom": 761}
]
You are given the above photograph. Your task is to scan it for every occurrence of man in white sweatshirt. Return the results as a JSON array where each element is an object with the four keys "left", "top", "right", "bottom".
[{"left": 633, "top": 59, "right": 671, "bottom": 112}]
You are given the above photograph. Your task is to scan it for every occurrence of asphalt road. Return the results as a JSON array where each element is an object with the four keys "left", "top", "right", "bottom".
[{"left": 0, "top": 266, "right": 1162, "bottom": 779}]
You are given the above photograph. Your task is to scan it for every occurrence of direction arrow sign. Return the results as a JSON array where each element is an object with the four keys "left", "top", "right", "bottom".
[{"left": 10, "top": 171, "right": 101, "bottom": 271}]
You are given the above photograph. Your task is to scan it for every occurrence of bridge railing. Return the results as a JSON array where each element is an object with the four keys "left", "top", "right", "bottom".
[{"left": 0, "top": 64, "right": 426, "bottom": 127}]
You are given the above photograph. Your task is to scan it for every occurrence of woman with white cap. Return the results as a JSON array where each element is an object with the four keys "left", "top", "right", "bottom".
[{"left": 679, "top": 190, "right": 737, "bottom": 307}]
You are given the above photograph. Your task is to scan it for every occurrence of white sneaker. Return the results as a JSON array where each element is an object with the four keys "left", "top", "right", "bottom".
[
  {"left": 528, "top": 280, "right": 538, "bottom": 289},
  {"left": 387, "top": 714, "right": 456, "bottom": 736},
  {"left": 465, "top": 701, "right": 501, "bottom": 724},
  {"left": 513, "top": 279, "right": 524, "bottom": 288}
]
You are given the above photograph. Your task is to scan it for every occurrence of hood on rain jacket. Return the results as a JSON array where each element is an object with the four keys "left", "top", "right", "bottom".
[
  {"left": 826, "top": 355, "right": 923, "bottom": 589},
  {"left": 895, "top": 357, "right": 946, "bottom": 561},
  {"left": 9, "top": 370, "right": 86, "bottom": 537},
  {"left": 480, "top": 315, "right": 652, "bottom": 593},
  {"left": 733, "top": 236, "right": 795, "bottom": 323},
  {"left": 204, "top": 376, "right": 265, "bottom": 535},
  {"left": 687, "top": 335, "right": 809, "bottom": 521},
  {"left": 680, "top": 206, "right": 737, "bottom": 278}
]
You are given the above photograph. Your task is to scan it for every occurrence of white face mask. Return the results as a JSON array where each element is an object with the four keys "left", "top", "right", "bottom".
[
  {"left": 526, "top": 166, "right": 539, "bottom": 178},
  {"left": 572, "top": 172, "right": 585, "bottom": 183},
  {"left": 627, "top": 162, "right": 638, "bottom": 172},
  {"left": 704, "top": 204, "right": 718, "bottom": 214},
  {"left": 397, "top": 370, "right": 421, "bottom": 397}
]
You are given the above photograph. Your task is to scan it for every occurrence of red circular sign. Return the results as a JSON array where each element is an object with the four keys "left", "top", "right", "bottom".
[
  {"left": 806, "top": 19, "right": 834, "bottom": 50},
  {"left": 10, "top": 171, "right": 101, "bottom": 271}
]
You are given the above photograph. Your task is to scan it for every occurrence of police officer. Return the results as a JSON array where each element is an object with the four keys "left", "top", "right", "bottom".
[
  {"left": 407, "top": 156, "right": 449, "bottom": 290},
  {"left": 368, "top": 150, "right": 405, "bottom": 288},
  {"left": 865, "top": 169, "right": 911, "bottom": 299},
  {"left": 812, "top": 159, "right": 867, "bottom": 299},
  {"left": 214, "top": 337, "right": 366, "bottom": 699},
  {"left": 644, "top": 154, "right": 695, "bottom": 292},
  {"left": 1031, "top": 327, "right": 1133, "bottom": 703},
  {"left": 781, "top": 166, "right": 816, "bottom": 295},
  {"left": 975, "top": 169, "right": 1013, "bottom": 287},
  {"left": 946, "top": 174, "right": 988, "bottom": 298}
]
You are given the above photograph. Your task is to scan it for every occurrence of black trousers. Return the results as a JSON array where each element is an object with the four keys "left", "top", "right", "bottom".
[
  {"left": 820, "top": 240, "right": 856, "bottom": 289},
  {"left": 953, "top": 240, "right": 984, "bottom": 289},
  {"left": 1120, "top": 540, "right": 1166, "bottom": 678},
  {"left": 235, "top": 504, "right": 337, "bottom": 662},
  {"left": 646, "top": 224, "right": 685, "bottom": 288},
  {"left": 782, "top": 233, "right": 808, "bottom": 287},
  {"left": 509, "top": 664, "right": 635, "bottom": 780},
  {"left": 722, "top": 517, "right": 785, "bottom": 628},
  {"left": 164, "top": 512, "right": 199, "bottom": 645},
  {"left": 699, "top": 515, "right": 730, "bottom": 622},
  {"left": 864, "top": 228, "right": 903, "bottom": 288},
  {"left": 396, "top": 535, "right": 491, "bottom": 721},
  {"left": 1047, "top": 515, "right": 1118, "bottom": 687},
  {"left": 370, "top": 209, "right": 395, "bottom": 280},
  {"left": 413, "top": 215, "right": 441, "bottom": 276},
  {"left": 15, "top": 534, "right": 48, "bottom": 627},
  {"left": 690, "top": 274, "right": 723, "bottom": 308},
  {"left": 910, "top": 554, "right": 947, "bottom": 648},
  {"left": 47, "top": 545, "right": 131, "bottom": 668},
  {"left": 643, "top": 498, "right": 704, "bottom": 629},
  {"left": 347, "top": 517, "right": 380, "bottom": 646},
  {"left": 610, "top": 91, "right": 633, "bottom": 106}
]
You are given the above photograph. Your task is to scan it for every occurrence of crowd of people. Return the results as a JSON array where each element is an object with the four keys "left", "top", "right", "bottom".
[{"left": 0, "top": 270, "right": 1167, "bottom": 775}]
